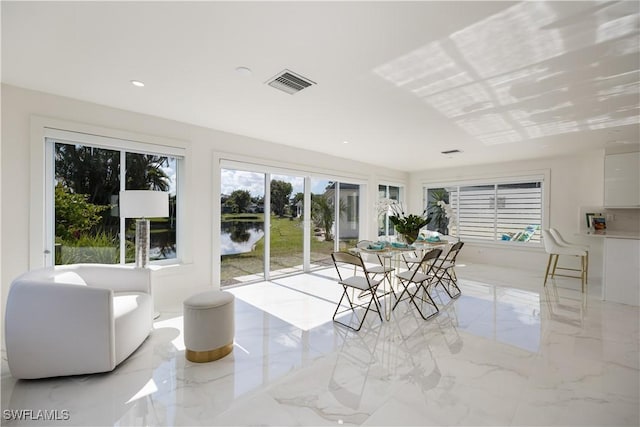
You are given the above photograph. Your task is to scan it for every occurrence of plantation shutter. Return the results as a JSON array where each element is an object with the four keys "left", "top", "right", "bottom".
[{"left": 446, "top": 178, "right": 543, "bottom": 243}]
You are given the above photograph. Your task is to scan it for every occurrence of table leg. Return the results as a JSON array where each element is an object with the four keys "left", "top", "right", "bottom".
[{"left": 385, "top": 255, "right": 392, "bottom": 321}]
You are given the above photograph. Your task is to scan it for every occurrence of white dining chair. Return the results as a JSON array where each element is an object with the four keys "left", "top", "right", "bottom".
[
  {"left": 542, "top": 229, "right": 588, "bottom": 292},
  {"left": 392, "top": 248, "right": 443, "bottom": 320},
  {"left": 431, "top": 241, "right": 465, "bottom": 299},
  {"left": 331, "top": 251, "right": 384, "bottom": 331},
  {"left": 355, "top": 240, "right": 395, "bottom": 279}
]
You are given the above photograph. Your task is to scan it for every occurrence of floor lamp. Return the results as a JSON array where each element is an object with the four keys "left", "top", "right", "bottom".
[
  {"left": 119, "top": 190, "right": 169, "bottom": 319},
  {"left": 119, "top": 190, "right": 169, "bottom": 268}
]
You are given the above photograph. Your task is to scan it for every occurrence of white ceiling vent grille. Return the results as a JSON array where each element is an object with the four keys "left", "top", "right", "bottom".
[{"left": 266, "top": 69, "right": 316, "bottom": 95}]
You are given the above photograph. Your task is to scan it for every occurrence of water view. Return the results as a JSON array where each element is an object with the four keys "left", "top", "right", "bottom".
[{"left": 221, "top": 220, "right": 265, "bottom": 255}]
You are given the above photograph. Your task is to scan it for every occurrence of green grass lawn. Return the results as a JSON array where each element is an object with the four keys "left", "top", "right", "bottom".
[{"left": 221, "top": 215, "right": 335, "bottom": 285}]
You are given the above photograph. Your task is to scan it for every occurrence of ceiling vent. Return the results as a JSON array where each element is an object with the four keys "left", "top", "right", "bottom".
[
  {"left": 441, "top": 149, "right": 463, "bottom": 155},
  {"left": 266, "top": 69, "right": 316, "bottom": 95}
]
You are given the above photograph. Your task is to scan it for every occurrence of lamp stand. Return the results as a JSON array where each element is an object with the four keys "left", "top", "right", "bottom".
[
  {"left": 134, "top": 219, "right": 160, "bottom": 319},
  {"left": 135, "top": 218, "right": 150, "bottom": 268}
]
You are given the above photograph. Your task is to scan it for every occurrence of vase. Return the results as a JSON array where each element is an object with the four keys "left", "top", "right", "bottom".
[{"left": 401, "top": 231, "right": 419, "bottom": 245}]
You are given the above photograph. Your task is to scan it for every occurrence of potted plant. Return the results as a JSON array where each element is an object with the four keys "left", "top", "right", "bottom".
[{"left": 387, "top": 202, "right": 431, "bottom": 244}]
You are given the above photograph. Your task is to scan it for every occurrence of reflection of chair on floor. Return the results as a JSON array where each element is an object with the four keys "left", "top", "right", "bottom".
[
  {"left": 393, "top": 310, "right": 442, "bottom": 391},
  {"left": 542, "top": 229, "right": 587, "bottom": 292},
  {"left": 432, "top": 241, "right": 464, "bottom": 299},
  {"left": 328, "top": 326, "right": 381, "bottom": 410},
  {"left": 543, "top": 281, "right": 586, "bottom": 327},
  {"left": 331, "top": 252, "right": 383, "bottom": 331},
  {"left": 393, "top": 248, "right": 442, "bottom": 320},
  {"left": 432, "top": 304, "right": 463, "bottom": 354}
]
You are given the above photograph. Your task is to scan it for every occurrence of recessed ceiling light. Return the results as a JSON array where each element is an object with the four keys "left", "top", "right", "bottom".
[
  {"left": 235, "top": 66, "right": 252, "bottom": 76},
  {"left": 343, "top": 140, "right": 350, "bottom": 144},
  {"left": 130, "top": 80, "right": 145, "bottom": 87}
]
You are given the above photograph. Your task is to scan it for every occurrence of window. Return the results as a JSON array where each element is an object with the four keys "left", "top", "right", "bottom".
[
  {"left": 424, "top": 177, "right": 543, "bottom": 244},
  {"left": 48, "top": 135, "right": 182, "bottom": 265},
  {"left": 378, "top": 184, "right": 402, "bottom": 237}
]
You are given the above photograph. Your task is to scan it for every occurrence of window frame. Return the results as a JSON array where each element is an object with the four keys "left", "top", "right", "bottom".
[
  {"left": 378, "top": 183, "right": 404, "bottom": 239},
  {"left": 422, "top": 172, "right": 549, "bottom": 248},
  {"left": 35, "top": 122, "right": 187, "bottom": 268}
]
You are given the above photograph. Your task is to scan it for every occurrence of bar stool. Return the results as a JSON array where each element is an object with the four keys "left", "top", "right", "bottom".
[
  {"left": 542, "top": 229, "right": 588, "bottom": 292},
  {"left": 549, "top": 228, "right": 589, "bottom": 283}
]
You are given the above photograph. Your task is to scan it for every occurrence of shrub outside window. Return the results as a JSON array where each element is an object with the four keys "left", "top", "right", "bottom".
[{"left": 52, "top": 140, "right": 180, "bottom": 265}]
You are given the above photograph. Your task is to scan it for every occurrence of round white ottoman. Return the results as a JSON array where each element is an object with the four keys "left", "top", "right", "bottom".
[{"left": 183, "top": 290, "right": 235, "bottom": 363}]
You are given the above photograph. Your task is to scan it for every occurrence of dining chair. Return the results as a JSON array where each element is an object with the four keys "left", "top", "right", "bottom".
[
  {"left": 331, "top": 251, "right": 383, "bottom": 331},
  {"left": 355, "top": 240, "right": 395, "bottom": 280},
  {"left": 549, "top": 228, "right": 589, "bottom": 283},
  {"left": 392, "top": 248, "right": 443, "bottom": 320},
  {"left": 401, "top": 250, "right": 422, "bottom": 270},
  {"left": 542, "top": 229, "right": 587, "bottom": 292},
  {"left": 431, "top": 241, "right": 465, "bottom": 299}
]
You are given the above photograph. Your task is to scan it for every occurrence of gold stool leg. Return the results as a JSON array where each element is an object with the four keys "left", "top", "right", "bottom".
[
  {"left": 585, "top": 251, "right": 589, "bottom": 284},
  {"left": 551, "top": 254, "right": 559, "bottom": 278},
  {"left": 543, "top": 254, "right": 553, "bottom": 287},
  {"left": 581, "top": 255, "right": 586, "bottom": 293}
]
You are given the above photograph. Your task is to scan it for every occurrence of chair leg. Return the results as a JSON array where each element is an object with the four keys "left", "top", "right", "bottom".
[
  {"left": 333, "top": 286, "right": 369, "bottom": 332},
  {"left": 581, "top": 255, "right": 586, "bottom": 293},
  {"left": 551, "top": 254, "right": 559, "bottom": 278},
  {"left": 410, "top": 283, "right": 439, "bottom": 320},
  {"left": 585, "top": 251, "right": 589, "bottom": 284},
  {"left": 392, "top": 279, "right": 411, "bottom": 311},
  {"left": 543, "top": 254, "right": 554, "bottom": 287},
  {"left": 435, "top": 268, "right": 461, "bottom": 299}
]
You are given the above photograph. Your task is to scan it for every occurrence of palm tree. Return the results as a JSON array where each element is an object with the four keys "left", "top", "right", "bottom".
[
  {"left": 427, "top": 188, "right": 449, "bottom": 234},
  {"left": 312, "top": 195, "right": 334, "bottom": 241}
]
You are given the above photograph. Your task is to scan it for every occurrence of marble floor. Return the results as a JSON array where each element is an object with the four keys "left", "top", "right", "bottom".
[{"left": 1, "top": 263, "right": 639, "bottom": 426}]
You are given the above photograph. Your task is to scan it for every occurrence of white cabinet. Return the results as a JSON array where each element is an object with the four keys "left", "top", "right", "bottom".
[
  {"left": 604, "top": 152, "right": 640, "bottom": 208},
  {"left": 603, "top": 238, "right": 640, "bottom": 306}
]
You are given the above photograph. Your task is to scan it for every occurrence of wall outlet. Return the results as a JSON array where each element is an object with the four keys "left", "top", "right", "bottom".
[{"left": 606, "top": 213, "right": 615, "bottom": 222}]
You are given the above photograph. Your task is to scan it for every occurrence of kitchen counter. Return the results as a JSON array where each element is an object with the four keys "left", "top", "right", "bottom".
[
  {"left": 581, "top": 230, "right": 640, "bottom": 239},
  {"left": 579, "top": 231, "right": 640, "bottom": 306}
]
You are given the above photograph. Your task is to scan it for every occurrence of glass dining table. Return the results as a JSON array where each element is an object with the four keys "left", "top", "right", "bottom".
[{"left": 352, "top": 240, "right": 451, "bottom": 321}]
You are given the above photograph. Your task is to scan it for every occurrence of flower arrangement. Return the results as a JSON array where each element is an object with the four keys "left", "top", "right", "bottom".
[
  {"left": 436, "top": 200, "right": 456, "bottom": 224},
  {"left": 378, "top": 198, "right": 430, "bottom": 244}
]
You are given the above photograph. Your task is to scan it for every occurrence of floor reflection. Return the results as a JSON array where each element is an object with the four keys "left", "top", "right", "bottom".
[{"left": 1, "top": 263, "right": 638, "bottom": 426}]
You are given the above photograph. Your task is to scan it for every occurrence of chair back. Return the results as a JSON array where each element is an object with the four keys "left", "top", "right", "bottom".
[
  {"left": 549, "top": 228, "right": 569, "bottom": 246},
  {"left": 332, "top": 251, "right": 365, "bottom": 282},
  {"left": 332, "top": 251, "right": 364, "bottom": 267},
  {"left": 405, "top": 248, "right": 442, "bottom": 282},
  {"left": 444, "top": 241, "right": 464, "bottom": 264},
  {"left": 542, "top": 229, "right": 563, "bottom": 254}
]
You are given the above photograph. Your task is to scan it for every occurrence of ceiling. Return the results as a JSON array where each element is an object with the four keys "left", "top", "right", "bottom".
[{"left": 2, "top": 1, "right": 639, "bottom": 171}]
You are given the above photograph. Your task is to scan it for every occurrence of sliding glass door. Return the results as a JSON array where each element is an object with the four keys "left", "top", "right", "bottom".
[
  {"left": 337, "top": 182, "right": 360, "bottom": 251},
  {"left": 309, "top": 178, "right": 335, "bottom": 268},
  {"left": 220, "top": 166, "right": 364, "bottom": 285},
  {"left": 220, "top": 169, "right": 266, "bottom": 286},
  {"left": 269, "top": 174, "right": 305, "bottom": 279}
]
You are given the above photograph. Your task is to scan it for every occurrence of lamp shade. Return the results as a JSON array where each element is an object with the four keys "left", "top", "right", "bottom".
[{"left": 119, "top": 190, "right": 169, "bottom": 218}]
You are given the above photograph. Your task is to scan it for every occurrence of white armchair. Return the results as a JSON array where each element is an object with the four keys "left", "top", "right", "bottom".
[{"left": 5, "top": 264, "right": 153, "bottom": 379}]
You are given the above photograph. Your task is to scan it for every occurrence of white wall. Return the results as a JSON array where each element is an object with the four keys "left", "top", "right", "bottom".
[
  {"left": 408, "top": 150, "right": 606, "bottom": 281},
  {"left": 1, "top": 84, "right": 408, "bottom": 314}
]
